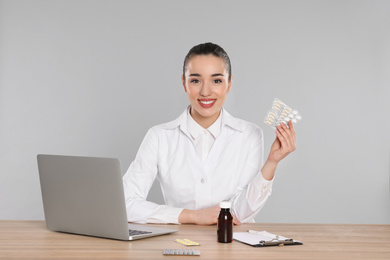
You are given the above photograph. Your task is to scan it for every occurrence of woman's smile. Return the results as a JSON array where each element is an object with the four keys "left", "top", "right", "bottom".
[{"left": 198, "top": 99, "right": 217, "bottom": 108}]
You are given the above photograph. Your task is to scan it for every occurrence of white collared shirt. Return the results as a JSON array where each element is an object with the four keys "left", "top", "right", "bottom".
[
  {"left": 187, "top": 107, "right": 222, "bottom": 164},
  {"left": 123, "top": 107, "right": 273, "bottom": 224}
]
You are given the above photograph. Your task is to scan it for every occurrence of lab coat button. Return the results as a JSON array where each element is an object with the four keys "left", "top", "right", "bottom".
[{"left": 201, "top": 178, "right": 206, "bottom": 184}]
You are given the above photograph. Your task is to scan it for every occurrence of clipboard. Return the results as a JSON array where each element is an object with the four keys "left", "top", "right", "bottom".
[{"left": 233, "top": 230, "right": 303, "bottom": 247}]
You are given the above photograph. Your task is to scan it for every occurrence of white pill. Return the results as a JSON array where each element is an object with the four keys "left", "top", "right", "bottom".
[
  {"left": 289, "top": 114, "right": 294, "bottom": 118},
  {"left": 292, "top": 119, "right": 297, "bottom": 124},
  {"left": 292, "top": 110, "right": 298, "bottom": 115},
  {"left": 284, "top": 117, "right": 290, "bottom": 121},
  {"left": 296, "top": 115, "right": 302, "bottom": 120}
]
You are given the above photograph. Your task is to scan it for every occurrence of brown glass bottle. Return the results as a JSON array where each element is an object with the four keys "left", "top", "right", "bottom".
[{"left": 217, "top": 202, "right": 233, "bottom": 243}]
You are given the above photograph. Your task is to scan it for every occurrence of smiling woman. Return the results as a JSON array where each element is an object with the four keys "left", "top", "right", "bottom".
[
  {"left": 122, "top": 42, "right": 297, "bottom": 225},
  {"left": 182, "top": 53, "right": 232, "bottom": 128}
]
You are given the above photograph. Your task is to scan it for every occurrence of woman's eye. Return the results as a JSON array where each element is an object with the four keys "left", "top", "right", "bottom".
[
  {"left": 213, "top": 79, "right": 222, "bottom": 84},
  {"left": 190, "top": 79, "right": 200, "bottom": 84}
]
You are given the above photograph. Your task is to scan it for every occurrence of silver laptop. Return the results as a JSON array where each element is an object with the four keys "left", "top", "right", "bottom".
[{"left": 37, "top": 154, "right": 177, "bottom": 240}]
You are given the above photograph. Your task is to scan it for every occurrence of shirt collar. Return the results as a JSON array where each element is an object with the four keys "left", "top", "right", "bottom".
[
  {"left": 187, "top": 107, "right": 223, "bottom": 139},
  {"left": 206, "top": 110, "right": 222, "bottom": 138},
  {"left": 221, "top": 108, "right": 244, "bottom": 132},
  {"left": 187, "top": 107, "right": 204, "bottom": 139},
  {"left": 162, "top": 106, "right": 243, "bottom": 134}
]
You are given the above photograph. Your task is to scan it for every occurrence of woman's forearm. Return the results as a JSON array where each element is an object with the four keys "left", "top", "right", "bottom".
[{"left": 261, "top": 159, "right": 278, "bottom": 181}]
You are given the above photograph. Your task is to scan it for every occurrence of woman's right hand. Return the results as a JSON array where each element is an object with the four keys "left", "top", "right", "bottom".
[{"left": 178, "top": 206, "right": 241, "bottom": 225}]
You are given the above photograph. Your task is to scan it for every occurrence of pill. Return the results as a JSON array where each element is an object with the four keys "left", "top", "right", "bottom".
[
  {"left": 296, "top": 115, "right": 302, "bottom": 120},
  {"left": 292, "top": 119, "right": 297, "bottom": 123},
  {"left": 292, "top": 110, "right": 298, "bottom": 115}
]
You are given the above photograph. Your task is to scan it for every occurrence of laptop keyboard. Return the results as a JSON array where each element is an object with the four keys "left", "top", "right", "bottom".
[{"left": 129, "top": 229, "right": 153, "bottom": 236}]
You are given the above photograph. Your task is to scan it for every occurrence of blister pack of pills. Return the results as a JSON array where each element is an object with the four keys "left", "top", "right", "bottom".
[
  {"left": 175, "top": 239, "right": 200, "bottom": 246},
  {"left": 163, "top": 248, "right": 200, "bottom": 256},
  {"left": 264, "top": 98, "right": 302, "bottom": 129}
]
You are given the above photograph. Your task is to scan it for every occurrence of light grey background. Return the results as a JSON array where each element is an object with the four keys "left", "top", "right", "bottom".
[{"left": 1, "top": 0, "right": 389, "bottom": 224}]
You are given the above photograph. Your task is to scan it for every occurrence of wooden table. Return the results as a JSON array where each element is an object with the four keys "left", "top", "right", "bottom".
[{"left": 0, "top": 221, "right": 389, "bottom": 259}]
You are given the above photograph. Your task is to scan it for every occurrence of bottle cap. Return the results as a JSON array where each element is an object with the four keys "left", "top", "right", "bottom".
[{"left": 219, "top": 201, "right": 231, "bottom": 209}]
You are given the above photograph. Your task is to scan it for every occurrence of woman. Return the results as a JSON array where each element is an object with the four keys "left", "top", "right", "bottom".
[{"left": 123, "top": 42, "right": 296, "bottom": 225}]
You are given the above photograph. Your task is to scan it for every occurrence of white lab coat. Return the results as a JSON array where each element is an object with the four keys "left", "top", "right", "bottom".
[{"left": 123, "top": 107, "right": 273, "bottom": 224}]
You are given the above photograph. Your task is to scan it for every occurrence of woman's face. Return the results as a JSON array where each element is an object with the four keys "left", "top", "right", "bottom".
[{"left": 182, "top": 54, "right": 232, "bottom": 127}]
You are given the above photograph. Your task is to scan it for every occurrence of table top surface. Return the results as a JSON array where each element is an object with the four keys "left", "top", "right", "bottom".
[{"left": 0, "top": 220, "right": 389, "bottom": 259}]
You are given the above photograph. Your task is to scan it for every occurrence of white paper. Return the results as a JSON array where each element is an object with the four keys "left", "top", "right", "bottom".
[{"left": 233, "top": 231, "right": 290, "bottom": 246}]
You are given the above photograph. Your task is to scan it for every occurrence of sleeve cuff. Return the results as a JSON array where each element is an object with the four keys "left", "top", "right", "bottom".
[
  {"left": 146, "top": 206, "right": 184, "bottom": 224},
  {"left": 252, "top": 170, "right": 274, "bottom": 192}
]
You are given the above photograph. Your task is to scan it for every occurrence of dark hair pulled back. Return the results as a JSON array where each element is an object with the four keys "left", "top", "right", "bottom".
[{"left": 182, "top": 42, "right": 231, "bottom": 82}]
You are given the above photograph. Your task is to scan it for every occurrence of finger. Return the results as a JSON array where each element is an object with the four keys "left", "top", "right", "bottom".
[
  {"left": 280, "top": 122, "right": 293, "bottom": 141},
  {"left": 232, "top": 215, "right": 241, "bottom": 226},
  {"left": 276, "top": 128, "right": 289, "bottom": 149},
  {"left": 277, "top": 124, "right": 292, "bottom": 148},
  {"left": 280, "top": 124, "right": 296, "bottom": 152},
  {"left": 288, "top": 121, "right": 296, "bottom": 144},
  {"left": 285, "top": 121, "right": 296, "bottom": 149},
  {"left": 281, "top": 122, "right": 295, "bottom": 149}
]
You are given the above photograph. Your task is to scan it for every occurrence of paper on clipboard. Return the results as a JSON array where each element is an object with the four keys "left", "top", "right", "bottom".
[{"left": 233, "top": 231, "right": 301, "bottom": 246}]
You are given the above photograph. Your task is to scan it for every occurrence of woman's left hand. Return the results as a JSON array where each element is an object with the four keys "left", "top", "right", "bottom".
[{"left": 268, "top": 121, "right": 296, "bottom": 164}]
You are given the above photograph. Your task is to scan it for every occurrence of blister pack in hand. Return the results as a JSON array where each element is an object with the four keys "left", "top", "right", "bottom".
[{"left": 264, "top": 98, "right": 302, "bottom": 129}]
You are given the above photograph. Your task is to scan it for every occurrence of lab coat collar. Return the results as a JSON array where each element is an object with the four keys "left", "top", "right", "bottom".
[
  {"left": 163, "top": 106, "right": 243, "bottom": 133},
  {"left": 187, "top": 107, "right": 222, "bottom": 139}
]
